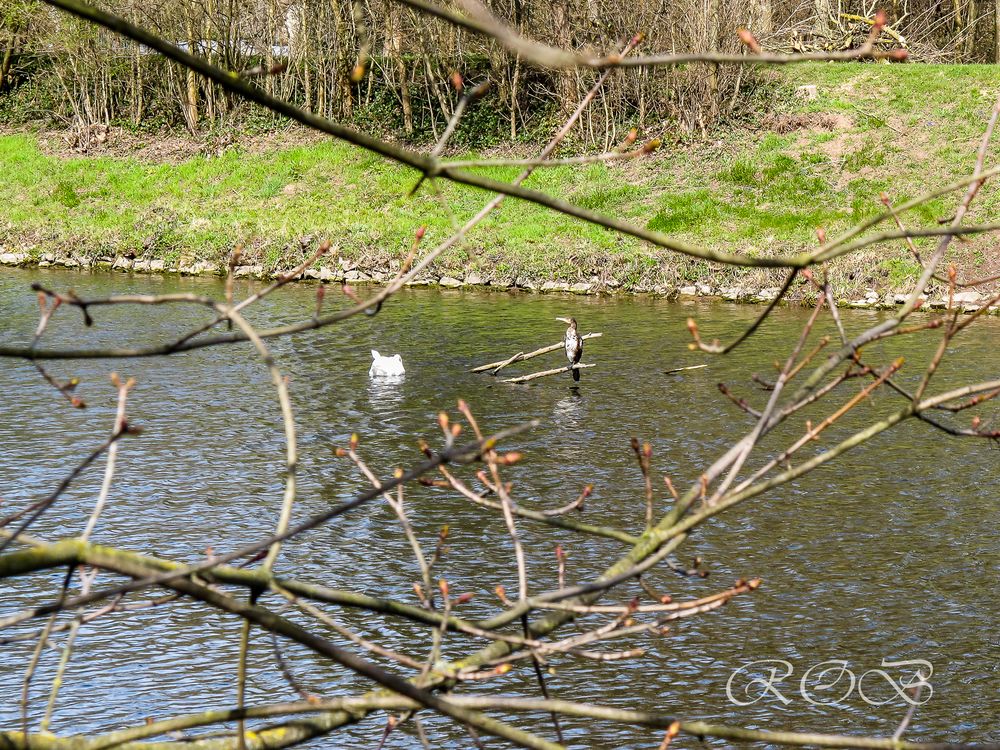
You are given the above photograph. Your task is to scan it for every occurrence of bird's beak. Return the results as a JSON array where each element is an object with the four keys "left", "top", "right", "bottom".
[{"left": 555, "top": 317, "right": 571, "bottom": 324}]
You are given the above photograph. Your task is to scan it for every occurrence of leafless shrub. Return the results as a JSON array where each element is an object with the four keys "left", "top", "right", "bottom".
[{"left": 2, "top": 5, "right": 999, "bottom": 750}]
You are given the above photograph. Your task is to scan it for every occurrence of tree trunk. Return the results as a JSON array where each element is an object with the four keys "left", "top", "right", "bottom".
[
  {"left": 341, "top": 0, "right": 354, "bottom": 119},
  {"left": 266, "top": 0, "right": 276, "bottom": 97},
  {"left": 184, "top": 2, "right": 199, "bottom": 132},
  {"left": 132, "top": 33, "right": 143, "bottom": 126},
  {"left": 300, "top": 4, "right": 311, "bottom": 112},
  {"left": 813, "top": 0, "right": 834, "bottom": 40},
  {"left": 550, "top": 0, "right": 575, "bottom": 113},
  {"left": 995, "top": 0, "right": 1000, "bottom": 62},
  {"left": 964, "top": 0, "right": 978, "bottom": 59},
  {"left": 0, "top": 37, "right": 14, "bottom": 92},
  {"left": 510, "top": 52, "right": 520, "bottom": 139},
  {"left": 204, "top": 0, "right": 215, "bottom": 124},
  {"left": 385, "top": 2, "right": 412, "bottom": 134},
  {"left": 706, "top": 0, "right": 720, "bottom": 120},
  {"left": 748, "top": 0, "right": 773, "bottom": 37}
]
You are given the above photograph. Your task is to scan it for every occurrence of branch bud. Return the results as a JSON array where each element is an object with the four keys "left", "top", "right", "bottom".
[
  {"left": 666, "top": 720, "right": 681, "bottom": 743},
  {"left": 737, "top": 28, "right": 761, "bottom": 53},
  {"left": 663, "top": 475, "right": 678, "bottom": 500},
  {"left": 495, "top": 584, "right": 510, "bottom": 605},
  {"left": 315, "top": 284, "right": 326, "bottom": 317},
  {"left": 622, "top": 128, "right": 638, "bottom": 148}
]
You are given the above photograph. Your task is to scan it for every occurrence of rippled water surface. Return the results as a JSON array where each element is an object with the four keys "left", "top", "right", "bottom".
[{"left": 1, "top": 268, "right": 998, "bottom": 748}]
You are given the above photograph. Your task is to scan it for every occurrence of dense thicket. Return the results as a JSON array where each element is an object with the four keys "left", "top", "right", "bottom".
[{"left": 1, "top": 0, "right": 997, "bottom": 143}]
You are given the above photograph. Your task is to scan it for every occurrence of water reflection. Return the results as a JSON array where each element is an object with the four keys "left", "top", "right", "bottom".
[
  {"left": 552, "top": 390, "right": 584, "bottom": 430},
  {"left": 367, "top": 377, "right": 406, "bottom": 406},
  {"left": 0, "top": 268, "right": 998, "bottom": 749}
]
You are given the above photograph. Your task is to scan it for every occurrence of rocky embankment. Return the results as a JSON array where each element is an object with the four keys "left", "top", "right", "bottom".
[{"left": 1, "top": 248, "right": 992, "bottom": 313}]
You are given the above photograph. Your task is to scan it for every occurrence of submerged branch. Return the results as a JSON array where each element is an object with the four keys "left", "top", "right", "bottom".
[
  {"left": 471, "top": 333, "right": 602, "bottom": 373},
  {"left": 501, "top": 364, "right": 595, "bottom": 383}
]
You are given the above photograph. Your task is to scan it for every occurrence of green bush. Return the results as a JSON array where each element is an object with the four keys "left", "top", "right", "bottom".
[
  {"left": 719, "top": 158, "right": 758, "bottom": 186},
  {"left": 52, "top": 181, "right": 80, "bottom": 208}
]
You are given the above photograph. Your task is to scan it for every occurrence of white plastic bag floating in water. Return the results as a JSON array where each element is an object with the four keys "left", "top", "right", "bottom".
[{"left": 369, "top": 349, "right": 405, "bottom": 379}]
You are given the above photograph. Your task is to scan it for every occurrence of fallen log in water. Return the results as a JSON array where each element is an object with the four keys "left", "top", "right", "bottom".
[
  {"left": 501, "top": 363, "right": 595, "bottom": 383},
  {"left": 471, "top": 332, "right": 602, "bottom": 375},
  {"left": 664, "top": 364, "right": 708, "bottom": 375}
]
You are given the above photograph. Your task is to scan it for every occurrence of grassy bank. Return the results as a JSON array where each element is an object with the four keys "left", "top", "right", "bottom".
[{"left": 2, "top": 63, "right": 999, "bottom": 297}]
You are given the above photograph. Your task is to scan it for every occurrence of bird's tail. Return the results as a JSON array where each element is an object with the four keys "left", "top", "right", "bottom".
[{"left": 572, "top": 366, "right": 580, "bottom": 382}]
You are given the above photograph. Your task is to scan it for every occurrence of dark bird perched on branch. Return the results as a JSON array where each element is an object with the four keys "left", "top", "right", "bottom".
[{"left": 556, "top": 317, "right": 583, "bottom": 381}]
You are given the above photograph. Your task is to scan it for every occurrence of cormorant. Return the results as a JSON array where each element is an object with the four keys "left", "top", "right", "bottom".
[{"left": 556, "top": 317, "right": 583, "bottom": 381}]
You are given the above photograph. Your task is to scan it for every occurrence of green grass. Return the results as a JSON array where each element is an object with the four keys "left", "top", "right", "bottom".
[
  {"left": 0, "top": 132, "right": 657, "bottom": 280},
  {"left": 2, "top": 62, "right": 999, "bottom": 293}
]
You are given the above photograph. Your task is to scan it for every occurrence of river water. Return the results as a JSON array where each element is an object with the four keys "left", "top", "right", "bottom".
[{"left": 1, "top": 268, "right": 998, "bottom": 748}]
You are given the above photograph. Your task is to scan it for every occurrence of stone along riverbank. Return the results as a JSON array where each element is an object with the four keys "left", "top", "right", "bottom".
[{"left": 0, "top": 248, "right": 992, "bottom": 313}]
